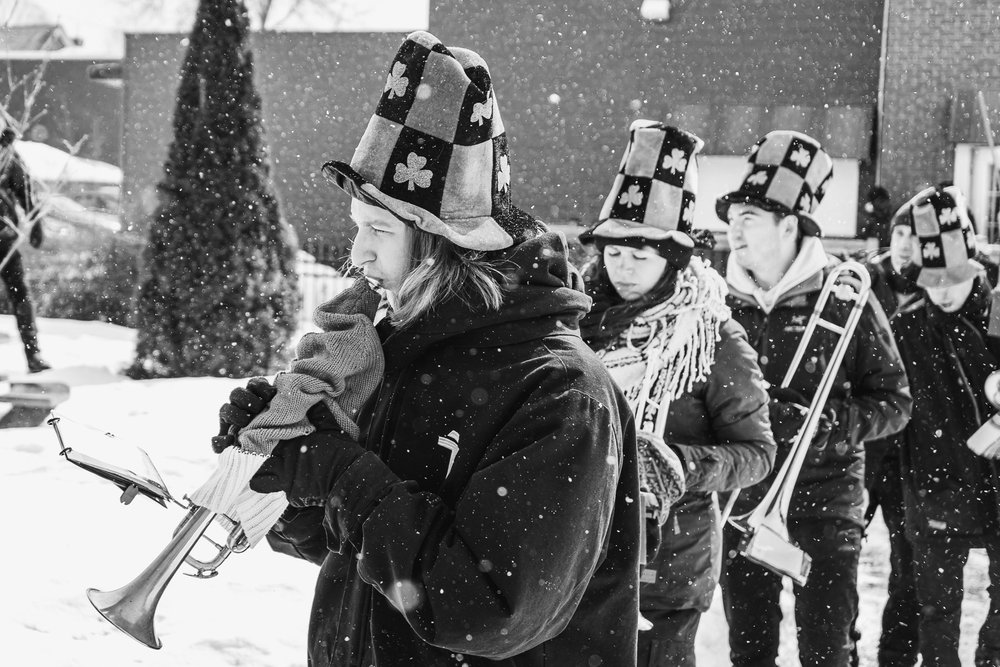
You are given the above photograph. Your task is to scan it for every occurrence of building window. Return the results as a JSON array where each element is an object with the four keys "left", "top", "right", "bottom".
[{"left": 639, "top": 0, "right": 672, "bottom": 22}]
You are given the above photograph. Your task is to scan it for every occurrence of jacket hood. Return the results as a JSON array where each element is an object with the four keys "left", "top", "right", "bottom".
[{"left": 380, "top": 232, "right": 592, "bottom": 372}]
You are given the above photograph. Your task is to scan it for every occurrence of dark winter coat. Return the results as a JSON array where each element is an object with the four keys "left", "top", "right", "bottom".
[
  {"left": 641, "top": 318, "right": 775, "bottom": 616},
  {"left": 265, "top": 233, "right": 641, "bottom": 667},
  {"left": 727, "top": 259, "right": 912, "bottom": 527},
  {"left": 0, "top": 151, "right": 34, "bottom": 248},
  {"left": 894, "top": 276, "right": 1000, "bottom": 545},
  {"left": 862, "top": 254, "right": 923, "bottom": 497}
]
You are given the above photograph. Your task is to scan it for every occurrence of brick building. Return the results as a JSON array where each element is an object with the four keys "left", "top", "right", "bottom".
[
  {"left": 121, "top": 0, "right": 1000, "bottom": 254},
  {"left": 881, "top": 0, "right": 1000, "bottom": 237}
]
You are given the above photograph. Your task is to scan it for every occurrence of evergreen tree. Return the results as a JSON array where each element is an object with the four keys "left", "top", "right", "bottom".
[{"left": 130, "top": 0, "right": 298, "bottom": 379}]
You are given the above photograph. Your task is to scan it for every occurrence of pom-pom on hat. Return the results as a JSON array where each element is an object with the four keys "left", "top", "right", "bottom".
[
  {"left": 897, "top": 184, "right": 981, "bottom": 288},
  {"left": 322, "top": 31, "right": 533, "bottom": 251},
  {"left": 716, "top": 130, "right": 834, "bottom": 237},
  {"left": 580, "top": 120, "right": 705, "bottom": 269}
]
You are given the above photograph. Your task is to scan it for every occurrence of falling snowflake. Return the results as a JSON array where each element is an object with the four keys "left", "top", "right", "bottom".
[
  {"left": 661, "top": 148, "right": 687, "bottom": 174},
  {"left": 393, "top": 153, "right": 433, "bottom": 191},
  {"left": 939, "top": 207, "right": 958, "bottom": 224},
  {"left": 619, "top": 184, "right": 644, "bottom": 208},
  {"left": 790, "top": 146, "right": 812, "bottom": 168},
  {"left": 747, "top": 170, "right": 768, "bottom": 186},
  {"left": 384, "top": 62, "right": 408, "bottom": 99},
  {"left": 496, "top": 155, "right": 510, "bottom": 191},
  {"left": 470, "top": 95, "right": 493, "bottom": 125},
  {"left": 922, "top": 242, "right": 941, "bottom": 260}
]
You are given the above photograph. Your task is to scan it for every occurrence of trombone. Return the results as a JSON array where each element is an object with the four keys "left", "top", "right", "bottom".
[{"left": 723, "top": 260, "right": 872, "bottom": 585}]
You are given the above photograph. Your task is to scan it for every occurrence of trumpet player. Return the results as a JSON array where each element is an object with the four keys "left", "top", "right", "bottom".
[
  {"left": 716, "top": 130, "right": 912, "bottom": 667},
  {"left": 891, "top": 184, "right": 1000, "bottom": 667}
]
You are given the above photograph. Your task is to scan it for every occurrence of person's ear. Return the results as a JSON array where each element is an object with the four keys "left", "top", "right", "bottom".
[{"left": 778, "top": 214, "right": 799, "bottom": 238}]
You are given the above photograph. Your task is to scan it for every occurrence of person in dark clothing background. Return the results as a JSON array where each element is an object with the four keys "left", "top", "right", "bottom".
[
  {"left": 862, "top": 208, "right": 924, "bottom": 666},
  {"left": 860, "top": 186, "right": 894, "bottom": 253},
  {"left": 893, "top": 184, "right": 1000, "bottom": 667},
  {"left": 716, "top": 130, "right": 912, "bottom": 667},
  {"left": 0, "top": 125, "right": 49, "bottom": 373}
]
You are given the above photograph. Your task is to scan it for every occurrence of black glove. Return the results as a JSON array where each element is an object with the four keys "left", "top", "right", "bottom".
[
  {"left": 211, "top": 377, "right": 278, "bottom": 453},
  {"left": 767, "top": 386, "right": 834, "bottom": 448},
  {"left": 248, "top": 403, "right": 366, "bottom": 507},
  {"left": 28, "top": 220, "right": 43, "bottom": 249},
  {"left": 645, "top": 515, "right": 662, "bottom": 564}
]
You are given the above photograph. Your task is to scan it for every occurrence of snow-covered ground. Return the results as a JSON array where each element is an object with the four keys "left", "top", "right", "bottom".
[{"left": 0, "top": 314, "right": 989, "bottom": 666}]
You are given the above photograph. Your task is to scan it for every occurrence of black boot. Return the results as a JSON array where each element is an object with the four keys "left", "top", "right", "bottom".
[{"left": 14, "top": 301, "right": 50, "bottom": 373}]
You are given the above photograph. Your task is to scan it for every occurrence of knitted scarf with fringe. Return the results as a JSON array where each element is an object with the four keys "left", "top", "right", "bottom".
[{"left": 598, "top": 257, "right": 730, "bottom": 434}]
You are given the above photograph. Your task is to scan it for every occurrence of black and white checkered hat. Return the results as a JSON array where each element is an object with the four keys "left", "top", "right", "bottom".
[
  {"left": 322, "top": 31, "right": 532, "bottom": 251},
  {"left": 716, "top": 130, "right": 834, "bottom": 237},
  {"left": 898, "top": 184, "right": 981, "bottom": 288},
  {"left": 580, "top": 120, "right": 704, "bottom": 267}
]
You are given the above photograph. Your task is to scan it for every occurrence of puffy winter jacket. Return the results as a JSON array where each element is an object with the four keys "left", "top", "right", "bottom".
[
  {"left": 894, "top": 276, "right": 1000, "bottom": 545},
  {"left": 727, "top": 259, "right": 912, "bottom": 527},
  {"left": 641, "top": 318, "right": 775, "bottom": 615},
  {"left": 265, "top": 233, "right": 641, "bottom": 667},
  {"left": 862, "top": 254, "right": 922, "bottom": 497}
]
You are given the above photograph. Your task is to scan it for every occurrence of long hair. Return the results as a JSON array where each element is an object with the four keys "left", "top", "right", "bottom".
[{"left": 391, "top": 226, "right": 509, "bottom": 328}]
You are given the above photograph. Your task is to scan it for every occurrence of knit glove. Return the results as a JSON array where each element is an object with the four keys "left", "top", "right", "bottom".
[
  {"left": 767, "top": 387, "right": 834, "bottom": 448},
  {"left": 637, "top": 430, "right": 686, "bottom": 521},
  {"left": 211, "top": 377, "right": 278, "bottom": 453},
  {"left": 249, "top": 402, "right": 366, "bottom": 507}
]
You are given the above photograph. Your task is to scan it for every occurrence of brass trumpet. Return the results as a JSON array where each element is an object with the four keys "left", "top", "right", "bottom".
[
  {"left": 87, "top": 503, "right": 248, "bottom": 649},
  {"left": 725, "top": 260, "right": 872, "bottom": 585}
]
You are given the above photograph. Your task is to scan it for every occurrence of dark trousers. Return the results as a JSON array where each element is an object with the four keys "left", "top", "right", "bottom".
[
  {"left": 911, "top": 538, "right": 1000, "bottom": 667},
  {"left": 877, "top": 482, "right": 920, "bottom": 666},
  {"left": 0, "top": 242, "right": 39, "bottom": 354},
  {"left": 721, "top": 518, "right": 862, "bottom": 667},
  {"left": 637, "top": 607, "right": 701, "bottom": 667}
]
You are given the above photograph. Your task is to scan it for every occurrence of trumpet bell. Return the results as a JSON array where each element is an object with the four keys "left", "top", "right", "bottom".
[
  {"left": 87, "top": 586, "right": 162, "bottom": 649},
  {"left": 86, "top": 505, "right": 218, "bottom": 649}
]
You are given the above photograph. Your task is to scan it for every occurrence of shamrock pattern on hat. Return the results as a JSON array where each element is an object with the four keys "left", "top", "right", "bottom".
[
  {"left": 385, "top": 62, "right": 408, "bottom": 99},
  {"left": 497, "top": 154, "right": 510, "bottom": 191},
  {"left": 662, "top": 148, "right": 687, "bottom": 174},
  {"left": 470, "top": 93, "right": 493, "bottom": 125},
  {"left": 619, "top": 184, "right": 644, "bottom": 208},
  {"left": 394, "top": 152, "right": 433, "bottom": 191}
]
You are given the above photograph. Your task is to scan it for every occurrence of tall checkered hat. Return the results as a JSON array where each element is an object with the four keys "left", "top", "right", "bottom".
[
  {"left": 716, "top": 130, "right": 834, "bottom": 237},
  {"left": 898, "top": 185, "right": 980, "bottom": 288},
  {"left": 580, "top": 120, "right": 704, "bottom": 267},
  {"left": 322, "top": 31, "right": 531, "bottom": 251}
]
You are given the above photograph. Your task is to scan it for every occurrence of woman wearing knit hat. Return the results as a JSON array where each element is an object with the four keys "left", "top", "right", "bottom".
[
  {"left": 889, "top": 184, "right": 1000, "bottom": 667},
  {"left": 217, "top": 30, "right": 641, "bottom": 667},
  {"left": 716, "top": 130, "right": 911, "bottom": 667},
  {"left": 578, "top": 120, "right": 776, "bottom": 667}
]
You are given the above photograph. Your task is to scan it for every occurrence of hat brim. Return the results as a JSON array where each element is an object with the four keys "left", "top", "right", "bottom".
[
  {"left": 916, "top": 260, "right": 983, "bottom": 288},
  {"left": 321, "top": 160, "right": 519, "bottom": 251},
  {"left": 579, "top": 218, "right": 694, "bottom": 247},
  {"left": 579, "top": 219, "right": 695, "bottom": 269},
  {"left": 715, "top": 192, "right": 822, "bottom": 237}
]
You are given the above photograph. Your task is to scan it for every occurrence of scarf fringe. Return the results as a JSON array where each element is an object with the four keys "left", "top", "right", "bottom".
[{"left": 620, "top": 257, "right": 729, "bottom": 430}]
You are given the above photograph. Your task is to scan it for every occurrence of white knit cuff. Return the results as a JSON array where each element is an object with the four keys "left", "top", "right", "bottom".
[{"left": 188, "top": 447, "right": 267, "bottom": 515}]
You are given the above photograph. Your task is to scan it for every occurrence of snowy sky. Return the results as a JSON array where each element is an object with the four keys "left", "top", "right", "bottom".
[{"left": 1, "top": 0, "right": 429, "bottom": 57}]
